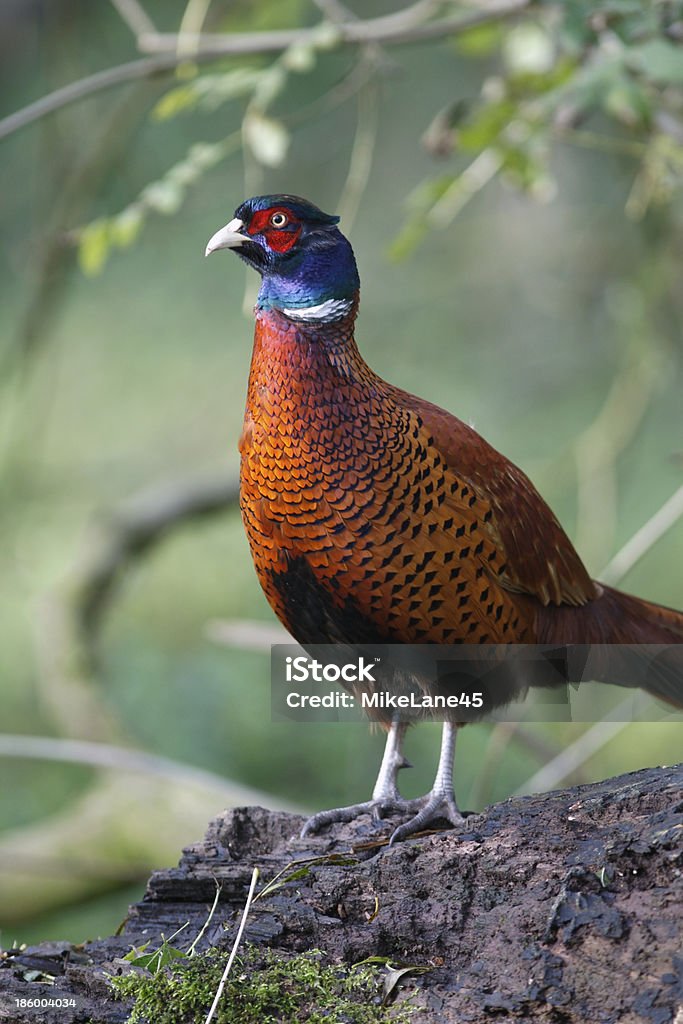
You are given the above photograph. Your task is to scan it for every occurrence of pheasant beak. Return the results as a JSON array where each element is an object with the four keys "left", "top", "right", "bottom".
[{"left": 205, "top": 218, "right": 246, "bottom": 257}]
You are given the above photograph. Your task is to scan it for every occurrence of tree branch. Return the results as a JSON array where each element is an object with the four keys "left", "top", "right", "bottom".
[
  {"left": 0, "top": 55, "right": 184, "bottom": 141},
  {"left": 0, "top": 734, "right": 232, "bottom": 793},
  {"left": 74, "top": 473, "right": 240, "bottom": 641},
  {"left": 138, "top": 0, "right": 529, "bottom": 55},
  {"left": 33, "top": 473, "right": 239, "bottom": 743},
  {"left": 0, "top": 0, "right": 530, "bottom": 141}
]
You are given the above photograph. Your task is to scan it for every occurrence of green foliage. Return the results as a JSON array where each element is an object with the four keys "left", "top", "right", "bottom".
[
  {"left": 76, "top": 16, "right": 345, "bottom": 275},
  {"left": 110, "top": 945, "right": 415, "bottom": 1024},
  {"left": 74, "top": 1, "right": 683, "bottom": 273},
  {"left": 122, "top": 930, "right": 190, "bottom": 974},
  {"left": 78, "top": 139, "right": 235, "bottom": 275},
  {"left": 152, "top": 69, "right": 266, "bottom": 120},
  {"left": 391, "top": 2, "right": 683, "bottom": 256}
]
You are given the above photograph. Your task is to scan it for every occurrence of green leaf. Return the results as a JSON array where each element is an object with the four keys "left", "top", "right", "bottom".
[
  {"left": 507, "top": 57, "right": 576, "bottom": 100},
  {"left": 124, "top": 939, "right": 187, "bottom": 975},
  {"left": 498, "top": 141, "right": 551, "bottom": 196},
  {"left": 188, "top": 141, "right": 229, "bottom": 169},
  {"left": 110, "top": 206, "right": 144, "bottom": 249},
  {"left": 544, "top": 59, "right": 623, "bottom": 121},
  {"left": 453, "top": 22, "right": 504, "bottom": 56},
  {"left": 153, "top": 69, "right": 263, "bottom": 120},
  {"left": 457, "top": 99, "right": 517, "bottom": 152},
  {"left": 78, "top": 218, "right": 112, "bottom": 277},
  {"left": 625, "top": 40, "right": 683, "bottom": 85},
  {"left": 308, "top": 20, "right": 343, "bottom": 50},
  {"left": 389, "top": 175, "right": 457, "bottom": 260},
  {"left": 153, "top": 83, "right": 202, "bottom": 121},
  {"left": 603, "top": 78, "right": 651, "bottom": 128}
]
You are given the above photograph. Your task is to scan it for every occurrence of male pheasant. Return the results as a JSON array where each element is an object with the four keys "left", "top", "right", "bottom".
[{"left": 206, "top": 194, "right": 683, "bottom": 843}]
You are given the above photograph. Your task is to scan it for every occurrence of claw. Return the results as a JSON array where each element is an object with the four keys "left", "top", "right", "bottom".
[
  {"left": 388, "top": 792, "right": 464, "bottom": 845},
  {"left": 300, "top": 800, "right": 379, "bottom": 837},
  {"left": 301, "top": 796, "right": 426, "bottom": 838}
]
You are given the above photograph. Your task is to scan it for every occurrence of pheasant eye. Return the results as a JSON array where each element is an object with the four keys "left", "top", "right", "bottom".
[{"left": 269, "top": 211, "right": 288, "bottom": 228}]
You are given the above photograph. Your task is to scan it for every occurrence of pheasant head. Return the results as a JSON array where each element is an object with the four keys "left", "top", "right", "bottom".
[{"left": 205, "top": 194, "right": 359, "bottom": 324}]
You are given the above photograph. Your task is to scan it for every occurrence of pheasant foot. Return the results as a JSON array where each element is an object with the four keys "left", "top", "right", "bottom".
[{"left": 301, "top": 795, "right": 426, "bottom": 837}]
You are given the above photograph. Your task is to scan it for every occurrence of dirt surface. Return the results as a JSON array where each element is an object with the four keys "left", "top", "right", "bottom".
[{"left": 1, "top": 763, "right": 681, "bottom": 1023}]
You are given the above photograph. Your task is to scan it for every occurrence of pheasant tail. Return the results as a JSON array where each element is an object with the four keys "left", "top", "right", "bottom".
[{"left": 537, "top": 586, "right": 683, "bottom": 706}]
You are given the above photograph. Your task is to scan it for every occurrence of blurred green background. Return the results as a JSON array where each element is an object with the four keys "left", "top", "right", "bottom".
[{"left": 1, "top": 0, "right": 681, "bottom": 949}]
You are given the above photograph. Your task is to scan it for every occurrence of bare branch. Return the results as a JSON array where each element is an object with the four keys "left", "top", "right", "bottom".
[
  {"left": 33, "top": 473, "right": 239, "bottom": 742},
  {"left": 512, "top": 700, "right": 648, "bottom": 796},
  {"left": 599, "top": 483, "right": 683, "bottom": 586},
  {"left": 108, "top": 0, "right": 157, "bottom": 37},
  {"left": 138, "top": 1, "right": 529, "bottom": 55},
  {"left": 572, "top": 340, "right": 663, "bottom": 569},
  {"left": 176, "top": 0, "right": 215, "bottom": 60},
  {"left": 206, "top": 618, "right": 294, "bottom": 650},
  {"left": 336, "top": 79, "right": 380, "bottom": 232},
  {"left": 0, "top": 55, "right": 184, "bottom": 141},
  {"left": 311, "top": 0, "right": 358, "bottom": 21},
  {"left": 0, "top": 0, "right": 530, "bottom": 141},
  {"left": 0, "top": 733, "right": 232, "bottom": 794},
  {"left": 75, "top": 473, "right": 240, "bottom": 640}
]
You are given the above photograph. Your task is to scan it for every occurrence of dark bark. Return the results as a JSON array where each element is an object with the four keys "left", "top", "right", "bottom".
[{"left": 1, "top": 763, "right": 681, "bottom": 1023}]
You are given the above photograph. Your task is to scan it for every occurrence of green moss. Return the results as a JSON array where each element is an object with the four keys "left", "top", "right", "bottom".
[{"left": 110, "top": 945, "right": 415, "bottom": 1024}]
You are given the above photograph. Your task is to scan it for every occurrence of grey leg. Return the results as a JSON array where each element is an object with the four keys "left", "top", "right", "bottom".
[
  {"left": 301, "top": 720, "right": 466, "bottom": 844},
  {"left": 388, "top": 721, "right": 464, "bottom": 845},
  {"left": 372, "top": 719, "right": 411, "bottom": 801},
  {"left": 300, "top": 718, "right": 413, "bottom": 837}
]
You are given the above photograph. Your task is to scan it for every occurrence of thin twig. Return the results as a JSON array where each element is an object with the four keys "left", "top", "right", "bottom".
[
  {"left": 187, "top": 880, "right": 223, "bottom": 956},
  {"left": 206, "top": 618, "right": 294, "bottom": 650},
  {"left": 511, "top": 699, "right": 649, "bottom": 796},
  {"left": 205, "top": 867, "right": 260, "bottom": 1024},
  {"left": 0, "top": 734, "right": 235, "bottom": 794},
  {"left": 0, "top": 55, "right": 182, "bottom": 141},
  {"left": 3, "top": 83, "right": 152, "bottom": 372},
  {"left": 176, "top": 0, "right": 215, "bottom": 60},
  {"left": 572, "top": 341, "right": 662, "bottom": 569},
  {"left": 337, "top": 79, "right": 380, "bottom": 232},
  {"left": 429, "top": 148, "right": 504, "bottom": 224},
  {"left": 108, "top": 0, "right": 157, "bottom": 37},
  {"left": 311, "top": 0, "right": 359, "bottom": 21},
  {"left": 559, "top": 127, "right": 648, "bottom": 159},
  {"left": 599, "top": 484, "right": 683, "bottom": 585}
]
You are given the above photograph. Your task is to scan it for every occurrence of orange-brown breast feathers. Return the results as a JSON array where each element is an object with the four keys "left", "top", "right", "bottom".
[{"left": 239, "top": 312, "right": 541, "bottom": 647}]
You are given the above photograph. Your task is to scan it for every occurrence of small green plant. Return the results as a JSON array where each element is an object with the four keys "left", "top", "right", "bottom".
[{"left": 110, "top": 945, "right": 416, "bottom": 1024}]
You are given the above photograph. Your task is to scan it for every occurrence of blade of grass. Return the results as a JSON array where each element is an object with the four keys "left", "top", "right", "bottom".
[{"left": 204, "top": 866, "right": 259, "bottom": 1024}]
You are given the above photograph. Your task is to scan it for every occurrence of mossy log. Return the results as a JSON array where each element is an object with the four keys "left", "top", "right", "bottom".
[{"left": 1, "top": 763, "right": 681, "bottom": 1023}]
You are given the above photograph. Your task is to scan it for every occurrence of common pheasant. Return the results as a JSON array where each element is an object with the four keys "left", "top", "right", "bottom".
[{"left": 206, "top": 194, "right": 683, "bottom": 843}]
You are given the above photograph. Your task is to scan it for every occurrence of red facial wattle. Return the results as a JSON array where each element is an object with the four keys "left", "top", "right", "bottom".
[{"left": 248, "top": 207, "right": 302, "bottom": 253}]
